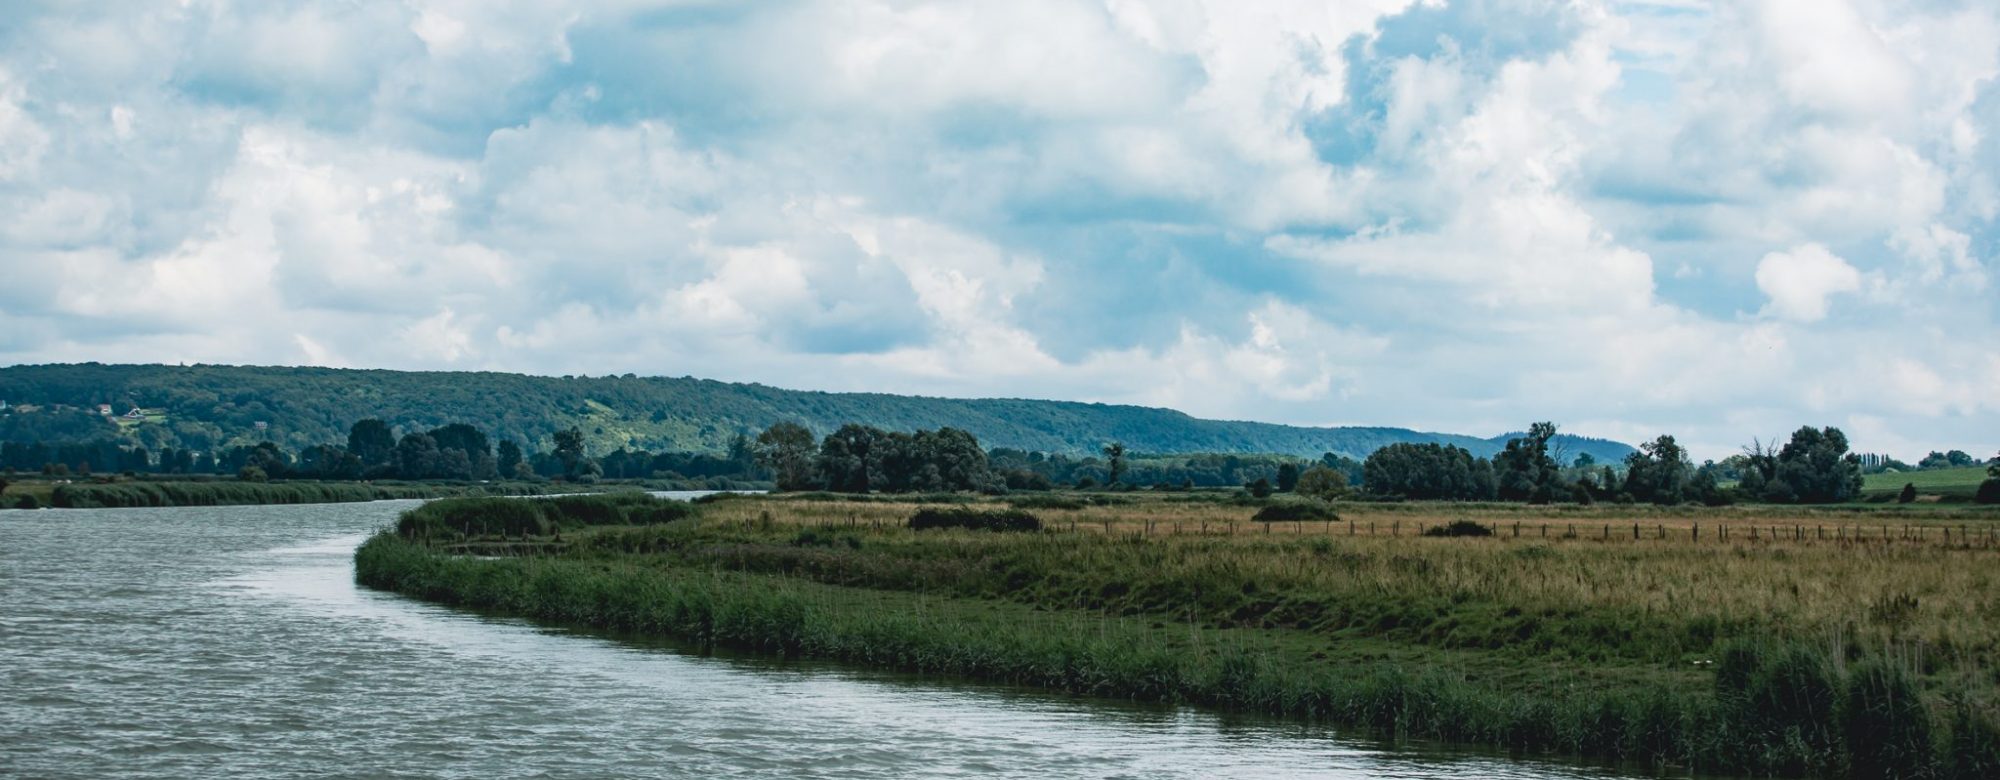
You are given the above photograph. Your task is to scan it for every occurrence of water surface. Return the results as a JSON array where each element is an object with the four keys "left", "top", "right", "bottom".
[{"left": 1, "top": 499, "right": 1652, "bottom": 778}]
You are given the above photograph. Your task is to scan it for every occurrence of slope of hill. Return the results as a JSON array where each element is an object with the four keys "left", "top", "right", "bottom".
[{"left": 0, "top": 363, "right": 1636, "bottom": 461}]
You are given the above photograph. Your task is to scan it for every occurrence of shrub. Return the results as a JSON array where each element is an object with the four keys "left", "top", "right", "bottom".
[
  {"left": 1422, "top": 520, "right": 1494, "bottom": 537},
  {"left": 908, "top": 507, "right": 1041, "bottom": 532},
  {"left": 1251, "top": 502, "right": 1340, "bottom": 522},
  {"left": 12, "top": 494, "right": 37, "bottom": 510},
  {"left": 1976, "top": 478, "right": 2000, "bottom": 505},
  {"left": 1898, "top": 483, "right": 1918, "bottom": 504}
]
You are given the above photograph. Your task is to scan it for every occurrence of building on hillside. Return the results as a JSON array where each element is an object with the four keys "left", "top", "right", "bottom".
[
  {"left": 97, "top": 404, "right": 113, "bottom": 415},
  {"left": 124, "top": 408, "right": 146, "bottom": 419}
]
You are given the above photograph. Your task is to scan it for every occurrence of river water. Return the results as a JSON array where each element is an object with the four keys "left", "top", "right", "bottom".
[{"left": 1, "top": 499, "right": 1650, "bottom": 779}]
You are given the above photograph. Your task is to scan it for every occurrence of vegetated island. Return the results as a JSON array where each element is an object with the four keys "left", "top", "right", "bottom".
[{"left": 359, "top": 490, "right": 2000, "bottom": 779}]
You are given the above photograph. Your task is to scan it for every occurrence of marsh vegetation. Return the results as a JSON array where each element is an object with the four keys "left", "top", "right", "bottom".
[{"left": 359, "top": 492, "right": 2000, "bottom": 778}]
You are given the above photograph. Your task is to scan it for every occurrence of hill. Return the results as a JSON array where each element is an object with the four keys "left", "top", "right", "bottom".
[{"left": 0, "top": 363, "right": 1635, "bottom": 461}]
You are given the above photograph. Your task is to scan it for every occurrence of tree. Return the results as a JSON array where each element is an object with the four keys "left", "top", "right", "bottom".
[
  {"left": 1246, "top": 477, "right": 1273, "bottom": 498},
  {"left": 1898, "top": 482, "right": 1918, "bottom": 504},
  {"left": 1276, "top": 462, "right": 1301, "bottom": 493},
  {"left": 1573, "top": 452, "right": 1596, "bottom": 469},
  {"left": 552, "top": 427, "right": 587, "bottom": 479},
  {"left": 754, "top": 423, "right": 816, "bottom": 492},
  {"left": 1494, "top": 422, "right": 1562, "bottom": 503},
  {"left": 1622, "top": 435, "right": 1690, "bottom": 505},
  {"left": 496, "top": 440, "right": 524, "bottom": 480},
  {"left": 1294, "top": 466, "right": 1347, "bottom": 501},
  {"left": 816, "top": 424, "right": 883, "bottom": 493},
  {"left": 1362, "top": 443, "right": 1495, "bottom": 501},
  {"left": 1755, "top": 426, "right": 1865, "bottom": 504},
  {"left": 1102, "top": 442, "right": 1127, "bottom": 486},
  {"left": 394, "top": 433, "right": 441, "bottom": 479},
  {"left": 347, "top": 419, "right": 396, "bottom": 470}
]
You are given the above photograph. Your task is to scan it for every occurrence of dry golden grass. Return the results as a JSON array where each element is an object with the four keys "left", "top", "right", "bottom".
[{"left": 695, "top": 494, "right": 2000, "bottom": 674}]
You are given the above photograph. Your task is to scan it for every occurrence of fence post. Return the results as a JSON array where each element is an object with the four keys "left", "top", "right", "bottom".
[{"left": 1693, "top": 523, "right": 1699, "bottom": 542}]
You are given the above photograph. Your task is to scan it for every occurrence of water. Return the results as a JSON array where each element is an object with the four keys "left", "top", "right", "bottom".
[{"left": 1, "top": 500, "right": 1649, "bottom": 779}]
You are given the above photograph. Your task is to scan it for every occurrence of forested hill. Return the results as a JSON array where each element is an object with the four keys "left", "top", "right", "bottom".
[{"left": 0, "top": 363, "right": 1635, "bottom": 461}]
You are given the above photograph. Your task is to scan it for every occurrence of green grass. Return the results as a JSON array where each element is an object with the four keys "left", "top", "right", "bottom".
[{"left": 1863, "top": 467, "right": 1992, "bottom": 499}]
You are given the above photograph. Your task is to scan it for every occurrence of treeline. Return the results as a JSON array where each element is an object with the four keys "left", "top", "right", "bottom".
[
  {"left": 48, "top": 480, "right": 560, "bottom": 509},
  {"left": 1359, "top": 424, "right": 1989, "bottom": 506},
  {"left": 0, "top": 417, "right": 766, "bottom": 486}
]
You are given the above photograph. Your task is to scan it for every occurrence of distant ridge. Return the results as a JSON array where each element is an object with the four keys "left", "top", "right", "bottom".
[{"left": 0, "top": 363, "right": 1636, "bottom": 461}]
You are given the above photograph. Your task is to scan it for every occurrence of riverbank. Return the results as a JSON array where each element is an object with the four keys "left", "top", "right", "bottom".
[
  {"left": 0, "top": 479, "right": 593, "bottom": 509},
  {"left": 357, "top": 493, "right": 2000, "bottom": 778}
]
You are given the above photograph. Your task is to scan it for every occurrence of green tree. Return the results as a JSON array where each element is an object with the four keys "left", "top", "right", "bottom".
[
  {"left": 496, "top": 440, "right": 524, "bottom": 479},
  {"left": 755, "top": 422, "right": 819, "bottom": 491},
  {"left": 1276, "top": 462, "right": 1301, "bottom": 492},
  {"left": 1764, "top": 426, "right": 1865, "bottom": 504},
  {"left": 347, "top": 419, "right": 396, "bottom": 469},
  {"left": 1622, "top": 435, "right": 1690, "bottom": 505},
  {"left": 1494, "top": 422, "right": 1562, "bottom": 503},
  {"left": 1102, "top": 442, "right": 1127, "bottom": 486},
  {"left": 1898, "top": 482, "right": 1918, "bottom": 504},
  {"left": 816, "top": 424, "right": 883, "bottom": 493},
  {"left": 552, "top": 427, "right": 587, "bottom": 479},
  {"left": 1363, "top": 443, "right": 1495, "bottom": 501},
  {"left": 1573, "top": 452, "right": 1596, "bottom": 469},
  {"left": 1294, "top": 465, "right": 1347, "bottom": 501},
  {"left": 1246, "top": 477, "right": 1273, "bottom": 498}
]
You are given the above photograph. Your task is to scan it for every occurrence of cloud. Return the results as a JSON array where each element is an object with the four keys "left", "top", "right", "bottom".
[
  {"left": 1755, "top": 243, "right": 1862, "bottom": 322},
  {"left": 0, "top": 0, "right": 1996, "bottom": 460}
]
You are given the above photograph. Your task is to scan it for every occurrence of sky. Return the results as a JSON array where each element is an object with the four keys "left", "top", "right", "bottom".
[{"left": 0, "top": 0, "right": 1995, "bottom": 461}]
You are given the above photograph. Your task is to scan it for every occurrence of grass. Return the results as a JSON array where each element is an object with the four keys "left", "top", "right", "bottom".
[
  {"left": 359, "top": 492, "right": 2000, "bottom": 777},
  {"left": 1863, "top": 467, "right": 1993, "bottom": 500}
]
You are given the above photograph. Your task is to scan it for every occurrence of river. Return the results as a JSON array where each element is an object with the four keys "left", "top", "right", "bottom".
[{"left": 1, "top": 499, "right": 1652, "bottom": 778}]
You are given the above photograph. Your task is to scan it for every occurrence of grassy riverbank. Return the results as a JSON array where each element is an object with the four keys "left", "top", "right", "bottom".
[{"left": 357, "top": 493, "right": 2000, "bottom": 778}]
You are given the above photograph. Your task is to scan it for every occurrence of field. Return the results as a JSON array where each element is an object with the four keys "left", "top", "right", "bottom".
[
  {"left": 356, "top": 492, "right": 2000, "bottom": 778},
  {"left": 1863, "top": 467, "right": 1993, "bottom": 500}
]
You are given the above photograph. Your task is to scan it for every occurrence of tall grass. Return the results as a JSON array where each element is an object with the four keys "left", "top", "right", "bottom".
[{"left": 360, "top": 492, "right": 2000, "bottom": 776}]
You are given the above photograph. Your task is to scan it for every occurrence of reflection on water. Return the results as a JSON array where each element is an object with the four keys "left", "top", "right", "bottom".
[{"left": 0, "top": 498, "right": 1646, "bottom": 779}]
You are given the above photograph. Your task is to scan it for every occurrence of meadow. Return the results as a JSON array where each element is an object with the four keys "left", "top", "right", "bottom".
[
  {"left": 360, "top": 492, "right": 2000, "bottom": 778},
  {"left": 1861, "top": 467, "right": 1993, "bottom": 500}
]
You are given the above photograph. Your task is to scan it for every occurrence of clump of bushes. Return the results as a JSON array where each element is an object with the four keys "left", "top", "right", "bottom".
[
  {"left": 1251, "top": 502, "right": 1340, "bottom": 522},
  {"left": 1422, "top": 519, "right": 1494, "bottom": 537},
  {"left": 908, "top": 507, "right": 1041, "bottom": 532},
  {"left": 12, "top": 494, "right": 38, "bottom": 510}
]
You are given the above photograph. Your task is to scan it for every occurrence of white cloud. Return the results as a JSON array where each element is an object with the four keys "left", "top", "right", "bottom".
[
  {"left": 1755, "top": 243, "right": 1863, "bottom": 322},
  {"left": 0, "top": 0, "right": 1996, "bottom": 460}
]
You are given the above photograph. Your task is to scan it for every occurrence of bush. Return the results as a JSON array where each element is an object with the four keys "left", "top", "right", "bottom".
[
  {"left": 12, "top": 494, "right": 37, "bottom": 510},
  {"left": 1899, "top": 483, "right": 1918, "bottom": 504},
  {"left": 1422, "top": 520, "right": 1494, "bottom": 537},
  {"left": 1251, "top": 502, "right": 1340, "bottom": 522},
  {"left": 907, "top": 507, "right": 1041, "bottom": 532},
  {"left": 1976, "top": 478, "right": 2000, "bottom": 505}
]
